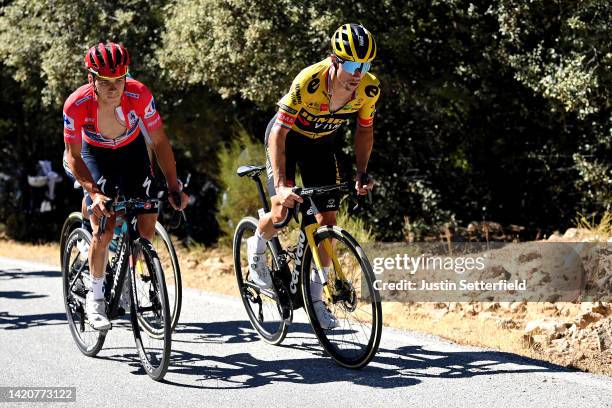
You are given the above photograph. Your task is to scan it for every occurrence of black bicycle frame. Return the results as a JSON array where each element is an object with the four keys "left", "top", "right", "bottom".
[
  {"left": 249, "top": 173, "right": 320, "bottom": 310},
  {"left": 104, "top": 222, "right": 133, "bottom": 320}
]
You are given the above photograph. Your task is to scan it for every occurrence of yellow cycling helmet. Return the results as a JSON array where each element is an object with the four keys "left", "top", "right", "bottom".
[{"left": 331, "top": 23, "right": 376, "bottom": 62}]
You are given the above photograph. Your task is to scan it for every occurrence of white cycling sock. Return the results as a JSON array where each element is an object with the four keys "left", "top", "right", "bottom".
[
  {"left": 311, "top": 266, "right": 330, "bottom": 302},
  {"left": 249, "top": 229, "right": 268, "bottom": 254},
  {"left": 91, "top": 276, "right": 105, "bottom": 301}
]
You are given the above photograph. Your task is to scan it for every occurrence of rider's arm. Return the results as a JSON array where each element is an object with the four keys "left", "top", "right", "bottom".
[
  {"left": 354, "top": 124, "right": 374, "bottom": 177},
  {"left": 147, "top": 127, "right": 180, "bottom": 192},
  {"left": 64, "top": 142, "right": 105, "bottom": 199},
  {"left": 63, "top": 100, "right": 104, "bottom": 200},
  {"left": 268, "top": 124, "right": 291, "bottom": 189},
  {"left": 355, "top": 78, "right": 380, "bottom": 185}
]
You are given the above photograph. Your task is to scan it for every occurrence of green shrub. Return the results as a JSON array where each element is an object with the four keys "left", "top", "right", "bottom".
[{"left": 217, "top": 129, "right": 267, "bottom": 243}]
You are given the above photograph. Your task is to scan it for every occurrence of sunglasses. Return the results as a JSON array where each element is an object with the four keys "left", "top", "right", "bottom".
[
  {"left": 88, "top": 68, "right": 130, "bottom": 81},
  {"left": 337, "top": 59, "right": 371, "bottom": 75}
]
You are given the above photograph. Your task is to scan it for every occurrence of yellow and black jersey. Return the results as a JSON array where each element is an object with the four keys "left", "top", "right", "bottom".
[{"left": 275, "top": 58, "right": 381, "bottom": 139}]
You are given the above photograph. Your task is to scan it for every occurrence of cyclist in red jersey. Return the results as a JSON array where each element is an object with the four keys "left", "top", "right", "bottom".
[{"left": 63, "top": 42, "right": 188, "bottom": 330}]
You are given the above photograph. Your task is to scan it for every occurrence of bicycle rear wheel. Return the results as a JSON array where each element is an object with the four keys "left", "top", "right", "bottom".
[
  {"left": 301, "top": 225, "right": 382, "bottom": 368},
  {"left": 129, "top": 238, "right": 172, "bottom": 381},
  {"left": 150, "top": 222, "right": 182, "bottom": 332},
  {"left": 233, "top": 216, "right": 288, "bottom": 345},
  {"left": 62, "top": 228, "right": 106, "bottom": 356}
]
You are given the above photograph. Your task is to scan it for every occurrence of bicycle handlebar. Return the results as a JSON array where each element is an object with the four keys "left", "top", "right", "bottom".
[
  {"left": 272, "top": 182, "right": 371, "bottom": 229},
  {"left": 87, "top": 198, "right": 161, "bottom": 237}
]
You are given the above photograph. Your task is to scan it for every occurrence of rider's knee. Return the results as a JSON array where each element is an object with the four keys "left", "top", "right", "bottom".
[
  {"left": 137, "top": 219, "right": 156, "bottom": 240},
  {"left": 270, "top": 199, "right": 288, "bottom": 225},
  {"left": 316, "top": 211, "right": 337, "bottom": 226},
  {"left": 91, "top": 219, "right": 115, "bottom": 245}
]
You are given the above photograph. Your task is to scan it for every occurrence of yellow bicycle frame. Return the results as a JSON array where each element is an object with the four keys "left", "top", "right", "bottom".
[{"left": 304, "top": 223, "right": 347, "bottom": 302}]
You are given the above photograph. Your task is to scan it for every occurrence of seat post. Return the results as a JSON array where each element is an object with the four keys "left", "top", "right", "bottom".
[{"left": 252, "top": 175, "right": 270, "bottom": 213}]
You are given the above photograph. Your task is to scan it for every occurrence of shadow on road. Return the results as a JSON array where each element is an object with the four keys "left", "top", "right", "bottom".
[
  {"left": 0, "top": 290, "right": 47, "bottom": 300},
  {"left": 97, "top": 319, "right": 575, "bottom": 389},
  {"left": 0, "top": 311, "right": 66, "bottom": 330},
  {"left": 0, "top": 268, "right": 61, "bottom": 280}
]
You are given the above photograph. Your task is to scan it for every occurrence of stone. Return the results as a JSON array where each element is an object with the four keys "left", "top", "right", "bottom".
[
  {"left": 524, "top": 318, "right": 569, "bottom": 336},
  {"left": 580, "top": 302, "right": 608, "bottom": 315},
  {"left": 563, "top": 228, "right": 578, "bottom": 239},
  {"left": 574, "top": 312, "right": 604, "bottom": 329},
  {"left": 518, "top": 252, "right": 541, "bottom": 263},
  {"left": 510, "top": 301, "right": 527, "bottom": 313},
  {"left": 496, "top": 317, "right": 519, "bottom": 329}
]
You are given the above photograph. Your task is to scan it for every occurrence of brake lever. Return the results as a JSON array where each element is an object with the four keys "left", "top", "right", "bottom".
[
  {"left": 293, "top": 201, "right": 300, "bottom": 223},
  {"left": 86, "top": 198, "right": 114, "bottom": 237},
  {"left": 352, "top": 174, "right": 373, "bottom": 211}
]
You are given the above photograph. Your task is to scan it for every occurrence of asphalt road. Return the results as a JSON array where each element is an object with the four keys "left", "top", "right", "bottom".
[{"left": 1, "top": 256, "right": 611, "bottom": 407}]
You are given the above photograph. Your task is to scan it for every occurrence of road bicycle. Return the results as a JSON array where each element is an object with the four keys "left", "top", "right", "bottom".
[
  {"left": 61, "top": 197, "right": 172, "bottom": 381},
  {"left": 60, "top": 199, "right": 182, "bottom": 332},
  {"left": 233, "top": 165, "right": 382, "bottom": 368}
]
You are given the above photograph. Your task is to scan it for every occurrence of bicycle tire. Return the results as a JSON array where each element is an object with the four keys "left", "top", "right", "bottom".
[
  {"left": 152, "top": 222, "right": 182, "bottom": 332},
  {"left": 129, "top": 238, "right": 172, "bottom": 381},
  {"left": 60, "top": 212, "right": 84, "bottom": 266},
  {"left": 233, "top": 216, "right": 288, "bottom": 345},
  {"left": 301, "top": 225, "right": 382, "bottom": 368},
  {"left": 62, "top": 228, "right": 106, "bottom": 356}
]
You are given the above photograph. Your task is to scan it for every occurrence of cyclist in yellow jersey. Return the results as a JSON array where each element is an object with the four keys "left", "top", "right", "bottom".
[{"left": 247, "top": 24, "right": 380, "bottom": 329}]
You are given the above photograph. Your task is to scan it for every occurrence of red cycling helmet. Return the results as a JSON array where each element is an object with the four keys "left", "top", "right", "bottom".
[{"left": 85, "top": 42, "right": 130, "bottom": 79}]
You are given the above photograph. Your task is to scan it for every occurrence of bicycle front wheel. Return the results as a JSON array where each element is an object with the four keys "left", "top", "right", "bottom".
[
  {"left": 301, "top": 225, "right": 382, "bottom": 368},
  {"left": 60, "top": 212, "right": 85, "bottom": 267},
  {"left": 62, "top": 228, "right": 106, "bottom": 356},
  {"left": 151, "top": 222, "right": 182, "bottom": 332},
  {"left": 233, "top": 216, "right": 288, "bottom": 345},
  {"left": 129, "top": 238, "right": 172, "bottom": 381}
]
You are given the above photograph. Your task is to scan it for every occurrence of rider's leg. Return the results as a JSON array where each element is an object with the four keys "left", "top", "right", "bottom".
[
  {"left": 257, "top": 195, "right": 288, "bottom": 239},
  {"left": 136, "top": 213, "right": 157, "bottom": 241},
  {"left": 88, "top": 214, "right": 116, "bottom": 298}
]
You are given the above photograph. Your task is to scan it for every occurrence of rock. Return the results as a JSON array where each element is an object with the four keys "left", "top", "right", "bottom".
[
  {"left": 484, "top": 302, "right": 501, "bottom": 312},
  {"left": 518, "top": 252, "right": 541, "bottom": 263},
  {"left": 532, "top": 334, "right": 551, "bottom": 346},
  {"left": 551, "top": 338, "right": 569, "bottom": 351},
  {"left": 488, "top": 265, "right": 511, "bottom": 280},
  {"left": 510, "top": 301, "right": 527, "bottom": 313},
  {"left": 448, "top": 302, "right": 463, "bottom": 312},
  {"left": 574, "top": 312, "right": 604, "bottom": 329},
  {"left": 563, "top": 228, "right": 578, "bottom": 239},
  {"left": 567, "top": 323, "right": 579, "bottom": 338},
  {"left": 496, "top": 317, "right": 519, "bottom": 329},
  {"left": 580, "top": 302, "right": 608, "bottom": 315},
  {"left": 524, "top": 318, "right": 569, "bottom": 336},
  {"left": 433, "top": 302, "right": 448, "bottom": 309}
]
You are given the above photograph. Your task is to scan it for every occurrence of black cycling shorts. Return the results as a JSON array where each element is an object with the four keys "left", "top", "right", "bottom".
[
  {"left": 265, "top": 114, "right": 340, "bottom": 213},
  {"left": 81, "top": 134, "right": 159, "bottom": 213}
]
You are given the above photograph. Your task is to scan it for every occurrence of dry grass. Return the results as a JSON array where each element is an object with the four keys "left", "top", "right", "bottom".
[
  {"left": 574, "top": 211, "right": 612, "bottom": 240},
  {"left": 0, "top": 239, "right": 60, "bottom": 267},
  {"left": 382, "top": 303, "right": 535, "bottom": 356}
]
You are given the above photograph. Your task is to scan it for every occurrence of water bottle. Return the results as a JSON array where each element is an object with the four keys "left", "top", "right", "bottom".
[
  {"left": 109, "top": 221, "right": 124, "bottom": 253},
  {"left": 76, "top": 238, "right": 89, "bottom": 261}
]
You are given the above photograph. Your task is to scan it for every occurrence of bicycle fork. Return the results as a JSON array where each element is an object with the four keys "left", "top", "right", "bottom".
[{"left": 303, "top": 224, "right": 349, "bottom": 304}]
